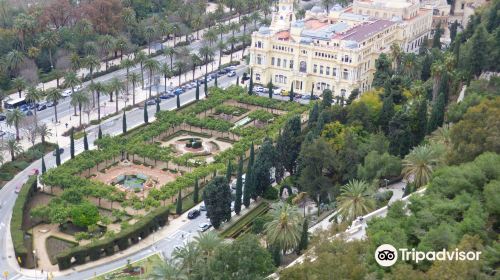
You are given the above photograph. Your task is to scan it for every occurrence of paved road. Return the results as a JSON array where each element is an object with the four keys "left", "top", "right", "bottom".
[{"left": 0, "top": 66, "right": 246, "bottom": 280}]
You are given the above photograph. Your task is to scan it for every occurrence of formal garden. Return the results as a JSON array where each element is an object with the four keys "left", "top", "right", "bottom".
[{"left": 10, "top": 86, "right": 307, "bottom": 271}]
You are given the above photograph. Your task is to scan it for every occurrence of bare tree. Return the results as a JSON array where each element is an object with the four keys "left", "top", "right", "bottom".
[{"left": 22, "top": 115, "right": 39, "bottom": 147}]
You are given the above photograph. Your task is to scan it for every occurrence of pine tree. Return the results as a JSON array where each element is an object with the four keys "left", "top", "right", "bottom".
[
  {"left": 70, "top": 128, "right": 75, "bottom": 159},
  {"left": 268, "top": 81, "right": 273, "bottom": 99},
  {"left": 379, "top": 94, "right": 395, "bottom": 134},
  {"left": 234, "top": 156, "right": 243, "bottom": 215},
  {"left": 122, "top": 112, "right": 127, "bottom": 134},
  {"left": 427, "top": 92, "right": 445, "bottom": 133},
  {"left": 195, "top": 81, "right": 200, "bottom": 100},
  {"left": 144, "top": 104, "right": 149, "bottom": 124},
  {"left": 193, "top": 178, "right": 199, "bottom": 204},
  {"left": 204, "top": 74, "right": 208, "bottom": 97},
  {"left": 156, "top": 98, "right": 160, "bottom": 113},
  {"left": 83, "top": 131, "right": 89, "bottom": 151},
  {"left": 176, "top": 189, "right": 182, "bottom": 215},
  {"left": 55, "top": 145, "right": 61, "bottom": 166},
  {"left": 41, "top": 156, "right": 46, "bottom": 174},
  {"left": 297, "top": 218, "right": 309, "bottom": 254},
  {"left": 248, "top": 70, "right": 253, "bottom": 95},
  {"left": 289, "top": 83, "right": 294, "bottom": 102},
  {"left": 321, "top": 89, "right": 332, "bottom": 108},
  {"left": 226, "top": 160, "right": 232, "bottom": 182},
  {"left": 176, "top": 94, "right": 181, "bottom": 109},
  {"left": 98, "top": 126, "right": 102, "bottom": 139},
  {"left": 203, "top": 176, "right": 232, "bottom": 228}
]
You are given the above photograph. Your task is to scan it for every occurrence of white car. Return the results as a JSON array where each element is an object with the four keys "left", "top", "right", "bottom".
[
  {"left": 254, "top": 86, "right": 264, "bottom": 93},
  {"left": 61, "top": 89, "right": 72, "bottom": 97},
  {"left": 198, "top": 222, "right": 212, "bottom": 232}
]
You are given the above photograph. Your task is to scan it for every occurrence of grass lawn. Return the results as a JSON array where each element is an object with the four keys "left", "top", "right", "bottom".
[
  {"left": 92, "top": 253, "right": 163, "bottom": 280},
  {"left": 219, "top": 201, "right": 270, "bottom": 239}
]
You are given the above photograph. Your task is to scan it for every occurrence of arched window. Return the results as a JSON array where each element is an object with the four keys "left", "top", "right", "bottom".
[{"left": 299, "top": 61, "right": 307, "bottom": 72}]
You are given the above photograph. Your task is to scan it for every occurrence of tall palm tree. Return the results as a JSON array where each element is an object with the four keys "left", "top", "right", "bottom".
[
  {"left": 402, "top": 53, "right": 418, "bottom": 79},
  {"left": 431, "top": 62, "right": 445, "bottom": 102},
  {"left": 193, "top": 231, "right": 223, "bottom": 260},
  {"left": 265, "top": 202, "right": 302, "bottom": 256},
  {"left": 144, "top": 59, "right": 160, "bottom": 98},
  {"left": 63, "top": 71, "right": 81, "bottom": 100},
  {"left": 46, "top": 88, "right": 63, "bottom": 123},
  {"left": 98, "top": 35, "right": 115, "bottom": 70},
  {"left": 402, "top": 144, "right": 440, "bottom": 188},
  {"left": 6, "top": 139, "right": 22, "bottom": 161},
  {"left": 174, "top": 61, "right": 186, "bottom": 87},
  {"left": 88, "top": 82, "right": 105, "bottom": 121},
  {"left": 203, "top": 29, "right": 218, "bottom": 47},
  {"left": 114, "top": 36, "right": 128, "bottom": 60},
  {"left": 25, "top": 86, "right": 42, "bottom": 116},
  {"left": 36, "top": 123, "right": 52, "bottom": 144},
  {"left": 4, "top": 50, "right": 25, "bottom": 76},
  {"left": 227, "top": 36, "right": 239, "bottom": 63},
  {"left": 70, "top": 53, "right": 81, "bottom": 71},
  {"left": 199, "top": 45, "right": 214, "bottom": 75},
  {"left": 134, "top": 51, "right": 147, "bottom": 88},
  {"left": 215, "top": 23, "right": 226, "bottom": 42},
  {"left": 240, "top": 34, "right": 251, "bottom": 58},
  {"left": 83, "top": 55, "right": 101, "bottom": 106},
  {"left": 191, "top": 16, "right": 203, "bottom": 40},
  {"left": 250, "top": 11, "right": 261, "bottom": 29},
  {"left": 389, "top": 43, "right": 402, "bottom": 73},
  {"left": 144, "top": 25, "right": 157, "bottom": 55},
  {"left": 172, "top": 242, "right": 199, "bottom": 277},
  {"left": 38, "top": 31, "right": 60, "bottom": 70},
  {"left": 336, "top": 180, "right": 375, "bottom": 223},
  {"left": 129, "top": 72, "right": 141, "bottom": 105},
  {"left": 163, "top": 47, "right": 176, "bottom": 71},
  {"left": 121, "top": 58, "right": 135, "bottom": 97},
  {"left": 216, "top": 40, "right": 226, "bottom": 70},
  {"left": 71, "top": 91, "right": 90, "bottom": 126},
  {"left": 11, "top": 77, "right": 26, "bottom": 98},
  {"left": 108, "top": 78, "right": 124, "bottom": 113},
  {"left": 6, "top": 109, "right": 24, "bottom": 140},
  {"left": 150, "top": 260, "right": 186, "bottom": 280},
  {"left": 160, "top": 63, "right": 172, "bottom": 92},
  {"left": 430, "top": 123, "right": 452, "bottom": 147},
  {"left": 190, "top": 54, "right": 201, "bottom": 81}
]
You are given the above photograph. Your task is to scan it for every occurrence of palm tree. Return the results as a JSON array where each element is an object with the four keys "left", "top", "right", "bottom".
[
  {"left": 134, "top": 51, "right": 147, "bottom": 88},
  {"left": 174, "top": 61, "right": 186, "bottom": 87},
  {"left": 83, "top": 55, "right": 101, "bottom": 106},
  {"left": 160, "top": 63, "right": 172, "bottom": 92},
  {"left": 4, "top": 50, "right": 25, "bottom": 75},
  {"left": 402, "top": 53, "right": 418, "bottom": 79},
  {"left": 265, "top": 203, "right": 302, "bottom": 256},
  {"left": 172, "top": 242, "right": 199, "bottom": 277},
  {"left": 114, "top": 36, "right": 128, "bottom": 60},
  {"left": 336, "top": 180, "right": 375, "bottom": 223},
  {"left": 25, "top": 86, "right": 42, "bottom": 116},
  {"left": 250, "top": 11, "right": 261, "bottom": 29},
  {"left": 216, "top": 41, "right": 226, "bottom": 70},
  {"left": 98, "top": 35, "right": 115, "bottom": 70},
  {"left": 199, "top": 45, "right": 214, "bottom": 75},
  {"left": 193, "top": 231, "right": 223, "bottom": 260},
  {"left": 390, "top": 43, "right": 402, "bottom": 73},
  {"left": 108, "top": 78, "right": 124, "bottom": 113},
  {"left": 71, "top": 91, "right": 90, "bottom": 126},
  {"left": 129, "top": 72, "right": 141, "bottom": 105},
  {"left": 150, "top": 260, "right": 186, "bottom": 280},
  {"left": 430, "top": 123, "right": 452, "bottom": 147},
  {"left": 144, "top": 25, "right": 157, "bottom": 55},
  {"left": 191, "top": 16, "right": 203, "bottom": 40},
  {"left": 203, "top": 29, "right": 218, "bottom": 47},
  {"left": 6, "top": 109, "right": 24, "bottom": 140},
  {"left": 36, "top": 123, "right": 52, "bottom": 144},
  {"left": 241, "top": 15, "right": 250, "bottom": 36},
  {"left": 11, "top": 77, "right": 26, "bottom": 98},
  {"left": 227, "top": 36, "right": 239, "bottom": 63},
  {"left": 431, "top": 62, "right": 445, "bottom": 102},
  {"left": 163, "top": 47, "right": 176, "bottom": 71},
  {"left": 46, "top": 88, "right": 63, "bottom": 123},
  {"left": 402, "top": 144, "right": 440, "bottom": 188},
  {"left": 190, "top": 54, "right": 201, "bottom": 81},
  {"left": 144, "top": 59, "right": 160, "bottom": 98},
  {"left": 70, "top": 53, "right": 81, "bottom": 71},
  {"left": 38, "top": 31, "right": 60, "bottom": 70},
  {"left": 121, "top": 58, "right": 135, "bottom": 97},
  {"left": 88, "top": 82, "right": 105, "bottom": 121},
  {"left": 6, "top": 139, "right": 22, "bottom": 161},
  {"left": 240, "top": 34, "right": 251, "bottom": 58},
  {"left": 63, "top": 71, "right": 81, "bottom": 102}
]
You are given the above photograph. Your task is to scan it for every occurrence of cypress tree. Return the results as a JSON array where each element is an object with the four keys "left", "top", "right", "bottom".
[
  {"left": 41, "top": 157, "right": 46, "bottom": 174},
  {"left": 310, "top": 84, "right": 314, "bottom": 99},
  {"left": 308, "top": 103, "right": 319, "bottom": 128},
  {"left": 195, "top": 81, "right": 200, "bottom": 100},
  {"left": 289, "top": 83, "right": 294, "bottom": 102},
  {"left": 83, "top": 131, "right": 89, "bottom": 151},
  {"left": 144, "top": 104, "right": 149, "bottom": 124},
  {"left": 70, "top": 128, "right": 75, "bottom": 159},
  {"left": 268, "top": 81, "right": 273, "bottom": 99},
  {"left": 193, "top": 178, "right": 199, "bottom": 204},
  {"left": 176, "top": 94, "right": 180, "bottom": 109},
  {"left": 55, "top": 145, "right": 61, "bottom": 166},
  {"left": 270, "top": 245, "right": 281, "bottom": 266},
  {"left": 450, "top": 20, "right": 458, "bottom": 43},
  {"left": 225, "top": 160, "right": 232, "bottom": 182},
  {"left": 214, "top": 74, "right": 218, "bottom": 88},
  {"left": 432, "top": 22, "right": 443, "bottom": 49},
  {"left": 243, "top": 143, "right": 255, "bottom": 207},
  {"left": 428, "top": 92, "right": 445, "bottom": 133},
  {"left": 234, "top": 156, "right": 243, "bottom": 215},
  {"left": 156, "top": 98, "right": 160, "bottom": 113},
  {"left": 122, "top": 111, "right": 127, "bottom": 134},
  {"left": 236, "top": 75, "right": 240, "bottom": 85},
  {"left": 176, "top": 189, "right": 182, "bottom": 215},
  {"left": 321, "top": 89, "right": 332, "bottom": 108},
  {"left": 297, "top": 218, "right": 309, "bottom": 254},
  {"left": 414, "top": 98, "right": 428, "bottom": 144},
  {"left": 379, "top": 94, "right": 395, "bottom": 134},
  {"left": 204, "top": 74, "right": 208, "bottom": 97},
  {"left": 248, "top": 70, "right": 253, "bottom": 95},
  {"left": 98, "top": 126, "right": 102, "bottom": 139},
  {"left": 347, "top": 88, "right": 360, "bottom": 105}
]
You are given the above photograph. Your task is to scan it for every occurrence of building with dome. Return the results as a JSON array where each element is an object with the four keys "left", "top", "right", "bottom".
[{"left": 248, "top": 0, "right": 432, "bottom": 97}]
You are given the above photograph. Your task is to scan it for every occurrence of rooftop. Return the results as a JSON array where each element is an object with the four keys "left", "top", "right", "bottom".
[{"left": 338, "top": 19, "right": 395, "bottom": 42}]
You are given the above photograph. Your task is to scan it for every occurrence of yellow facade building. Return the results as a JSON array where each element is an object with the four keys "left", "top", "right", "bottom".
[{"left": 249, "top": 0, "right": 432, "bottom": 97}]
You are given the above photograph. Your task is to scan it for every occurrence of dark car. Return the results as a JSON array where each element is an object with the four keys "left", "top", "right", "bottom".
[
  {"left": 160, "top": 93, "right": 175, "bottom": 99},
  {"left": 188, "top": 209, "right": 200, "bottom": 219},
  {"left": 0, "top": 114, "right": 6, "bottom": 121},
  {"left": 37, "top": 104, "right": 47, "bottom": 111},
  {"left": 146, "top": 99, "right": 157, "bottom": 106},
  {"left": 52, "top": 148, "right": 64, "bottom": 156}
]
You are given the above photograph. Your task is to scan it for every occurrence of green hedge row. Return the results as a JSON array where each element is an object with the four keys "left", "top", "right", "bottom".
[
  {"left": 56, "top": 206, "right": 169, "bottom": 270},
  {"left": 10, "top": 176, "right": 38, "bottom": 267}
]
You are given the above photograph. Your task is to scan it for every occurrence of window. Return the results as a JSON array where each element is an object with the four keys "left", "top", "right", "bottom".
[
  {"left": 283, "top": 59, "right": 287, "bottom": 68},
  {"left": 295, "top": 81, "right": 301, "bottom": 90},
  {"left": 320, "top": 65, "right": 324, "bottom": 75},
  {"left": 326, "top": 67, "right": 330, "bottom": 75},
  {"left": 333, "top": 68, "right": 337, "bottom": 77},
  {"left": 275, "top": 75, "right": 279, "bottom": 83},
  {"left": 299, "top": 61, "right": 307, "bottom": 72},
  {"left": 257, "top": 41, "right": 263, "bottom": 48},
  {"left": 257, "top": 55, "right": 262, "bottom": 65},
  {"left": 289, "top": 60, "right": 294, "bottom": 69},
  {"left": 277, "top": 58, "right": 281, "bottom": 67},
  {"left": 271, "top": 57, "right": 275, "bottom": 66},
  {"left": 256, "top": 74, "right": 261, "bottom": 81},
  {"left": 343, "top": 69, "right": 349, "bottom": 80},
  {"left": 313, "top": 64, "right": 318, "bottom": 73}
]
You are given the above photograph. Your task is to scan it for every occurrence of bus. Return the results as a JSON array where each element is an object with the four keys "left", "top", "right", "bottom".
[{"left": 4, "top": 97, "right": 28, "bottom": 110}]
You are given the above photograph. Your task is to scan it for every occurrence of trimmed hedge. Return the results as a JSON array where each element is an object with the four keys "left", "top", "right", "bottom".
[
  {"left": 11, "top": 176, "right": 38, "bottom": 267},
  {"left": 55, "top": 206, "right": 169, "bottom": 270}
]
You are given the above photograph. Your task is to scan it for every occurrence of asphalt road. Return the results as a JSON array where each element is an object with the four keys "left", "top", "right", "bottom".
[{"left": 0, "top": 66, "right": 246, "bottom": 280}]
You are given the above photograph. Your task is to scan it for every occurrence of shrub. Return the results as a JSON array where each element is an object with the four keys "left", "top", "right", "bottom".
[
  {"left": 374, "top": 190, "right": 393, "bottom": 208},
  {"left": 262, "top": 186, "right": 279, "bottom": 200}
]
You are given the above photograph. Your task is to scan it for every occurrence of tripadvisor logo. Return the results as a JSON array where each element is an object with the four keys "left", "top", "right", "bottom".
[{"left": 374, "top": 244, "right": 482, "bottom": 267}]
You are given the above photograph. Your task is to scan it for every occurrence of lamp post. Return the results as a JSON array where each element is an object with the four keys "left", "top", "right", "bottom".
[
  {"left": 384, "top": 179, "right": 389, "bottom": 188},
  {"left": 32, "top": 250, "right": 37, "bottom": 280}
]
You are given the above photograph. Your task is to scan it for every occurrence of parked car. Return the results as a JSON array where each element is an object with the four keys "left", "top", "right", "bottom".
[
  {"left": 254, "top": 86, "right": 264, "bottom": 93},
  {"left": 52, "top": 148, "right": 64, "bottom": 156},
  {"left": 46, "top": 101, "right": 56, "bottom": 107},
  {"left": 188, "top": 209, "right": 201, "bottom": 219},
  {"left": 146, "top": 99, "right": 157, "bottom": 106},
  {"left": 0, "top": 114, "right": 6, "bottom": 121},
  {"left": 160, "top": 93, "right": 175, "bottom": 99},
  {"left": 37, "top": 103, "right": 47, "bottom": 111},
  {"left": 227, "top": 71, "right": 236, "bottom": 77},
  {"left": 14, "top": 185, "right": 22, "bottom": 194},
  {"left": 199, "top": 203, "right": 206, "bottom": 211},
  {"left": 198, "top": 222, "right": 212, "bottom": 232},
  {"left": 280, "top": 89, "right": 290, "bottom": 96},
  {"left": 61, "top": 89, "right": 72, "bottom": 97},
  {"left": 173, "top": 88, "right": 184, "bottom": 95}
]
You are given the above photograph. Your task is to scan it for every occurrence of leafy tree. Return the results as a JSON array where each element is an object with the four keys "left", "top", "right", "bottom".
[
  {"left": 357, "top": 151, "right": 402, "bottom": 181},
  {"left": 70, "top": 128, "right": 75, "bottom": 159},
  {"left": 336, "top": 180, "right": 375, "bottom": 222},
  {"left": 70, "top": 202, "right": 100, "bottom": 228},
  {"left": 234, "top": 156, "right": 243, "bottom": 215},
  {"left": 427, "top": 92, "right": 445, "bottom": 133},
  {"left": 321, "top": 89, "right": 332, "bottom": 108},
  {"left": 379, "top": 94, "right": 395, "bottom": 134},
  {"left": 61, "top": 189, "right": 83, "bottom": 204},
  {"left": 297, "top": 218, "right": 309, "bottom": 254},
  {"left": 372, "top": 53, "right": 393, "bottom": 88},
  {"left": 265, "top": 203, "right": 302, "bottom": 256},
  {"left": 203, "top": 176, "right": 232, "bottom": 228},
  {"left": 388, "top": 111, "right": 412, "bottom": 156},
  {"left": 276, "top": 115, "right": 301, "bottom": 174},
  {"left": 484, "top": 180, "right": 500, "bottom": 215},
  {"left": 176, "top": 189, "right": 182, "bottom": 215},
  {"left": 346, "top": 88, "right": 360, "bottom": 105}
]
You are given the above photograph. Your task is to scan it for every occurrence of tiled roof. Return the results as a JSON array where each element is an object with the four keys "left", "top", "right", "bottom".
[{"left": 339, "top": 20, "right": 394, "bottom": 42}]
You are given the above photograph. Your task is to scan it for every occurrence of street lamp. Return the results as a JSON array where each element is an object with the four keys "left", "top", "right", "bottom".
[
  {"left": 32, "top": 250, "right": 37, "bottom": 280},
  {"left": 384, "top": 179, "right": 389, "bottom": 188}
]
